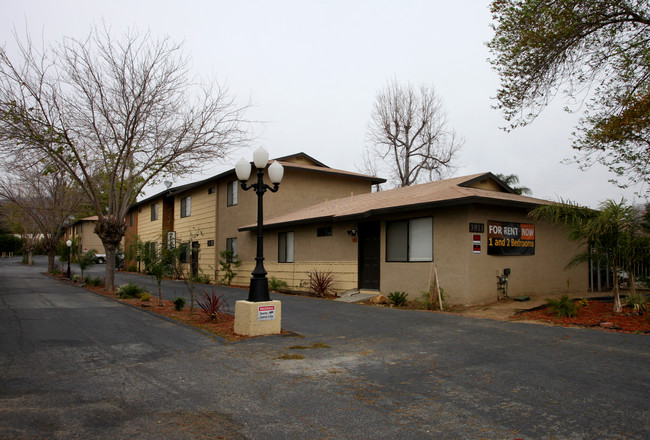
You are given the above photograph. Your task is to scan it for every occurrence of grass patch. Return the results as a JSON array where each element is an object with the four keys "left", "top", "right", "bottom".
[
  {"left": 288, "top": 342, "right": 331, "bottom": 350},
  {"left": 278, "top": 353, "right": 306, "bottom": 360}
]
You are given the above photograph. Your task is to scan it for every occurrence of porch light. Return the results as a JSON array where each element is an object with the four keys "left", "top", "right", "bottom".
[
  {"left": 268, "top": 160, "right": 284, "bottom": 184},
  {"left": 235, "top": 157, "right": 252, "bottom": 181},
  {"left": 253, "top": 146, "right": 270, "bottom": 169},
  {"left": 66, "top": 239, "right": 72, "bottom": 279}
]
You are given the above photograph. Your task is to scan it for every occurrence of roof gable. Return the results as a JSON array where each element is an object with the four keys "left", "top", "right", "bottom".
[
  {"left": 273, "top": 152, "right": 329, "bottom": 168},
  {"left": 458, "top": 172, "right": 515, "bottom": 193}
]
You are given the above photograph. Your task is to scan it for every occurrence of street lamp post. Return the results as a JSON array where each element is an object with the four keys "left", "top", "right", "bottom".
[
  {"left": 235, "top": 147, "right": 284, "bottom": 302},
  {"left": 66, "top": 239, "right": 72, "bottom": 279}
]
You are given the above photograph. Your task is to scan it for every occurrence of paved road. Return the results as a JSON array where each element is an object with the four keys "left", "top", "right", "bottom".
[{"left": 1, "top": 257, "right": 649, "bottom": 439}]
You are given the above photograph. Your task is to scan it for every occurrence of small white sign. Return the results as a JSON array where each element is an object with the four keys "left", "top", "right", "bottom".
[{"left": 257, "top": 305, "right": 276, "bottom": 321}]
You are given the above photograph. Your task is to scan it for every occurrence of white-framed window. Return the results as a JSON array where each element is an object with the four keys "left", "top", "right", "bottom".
[
  {"left": 227, "top": 181, "right": 238, "bottom": 206},
  {"left": 386, "top": 217, "right": 433, "bottom": 262},
  {"left": 180, "top": 196, "right": 191, "bottom": 218},
  {"left": 151, "top": 203, "right": 159, "bottom": 221},
  {"left": 278, "top": 231, "right": 294, "bottom": 263}
]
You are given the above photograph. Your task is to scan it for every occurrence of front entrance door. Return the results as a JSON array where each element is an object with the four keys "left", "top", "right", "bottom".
[{"left": 358, "top": 221, "right": 380, "bottom": 290}]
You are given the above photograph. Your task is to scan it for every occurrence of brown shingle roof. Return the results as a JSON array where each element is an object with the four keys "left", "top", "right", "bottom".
[{"left": 239, "top": 172, "right": 550, "bottom": 231}]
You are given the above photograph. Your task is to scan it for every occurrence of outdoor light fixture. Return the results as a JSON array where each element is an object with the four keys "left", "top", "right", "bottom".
[
  {"left": 236, "top": 147, "right": 284, "bottom": 302},
  {"left": 66, "top": 239, "right": 72, "bottom": 279}
]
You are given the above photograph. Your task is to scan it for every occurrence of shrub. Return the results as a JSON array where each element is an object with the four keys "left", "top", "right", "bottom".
[
  {"left": 50, "top": 266, "right": 62, "bottom": 276},
  {"left": 310, "top": 269, "right": 334, "bottom": 297},
  {"left": 117, "top": 282, "right": 146, "bottom": 299},
  {"left": 125, "top": 264, "right": 138, "bottom": 273},
  {"left": 218, "top": 250, "right": 240, "bottom": 286},
  {"left": 197, "top": 288, "right": 228, "bottom": 321},
  {"left": 417, "top": 288, "right": 446, "bottom": 310},
  {"left": 71, "top": 274, "right": 82, "bottom": 283},
  {"left": 545, "top": 295, "right": 578, "bottom": 318},
  {"left": 192, "top": 274, "right": 211, "bottom": 284},
  {"left": 173, "top": 297, "right": 186, "bottom": 311},
  {"left": 269, "top": 276, "right": 288, "bottom": 292},
  {"left": 388, "top": 291, "right": 408, "bottom": 307},
  {"left": 84, "top": 276, "right": 104, "bottom": 287},
  {"left": 140, "top": 292, "right": 152, "bottom": 302},
  {"left": 624, "top": 292, "right": 647, "bottom": 314}
]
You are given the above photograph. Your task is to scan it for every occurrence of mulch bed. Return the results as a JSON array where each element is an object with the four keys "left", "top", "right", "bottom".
[
  {"left": 86, "top": 285, "right": 254, "bottom": 342},
  {"left": 511, "top": 299, "right": 650, "bottom": 333}
]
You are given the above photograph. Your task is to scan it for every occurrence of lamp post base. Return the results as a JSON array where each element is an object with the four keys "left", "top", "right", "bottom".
[{"left": 234, "top": 300, "right": 282, "bottom": 336}]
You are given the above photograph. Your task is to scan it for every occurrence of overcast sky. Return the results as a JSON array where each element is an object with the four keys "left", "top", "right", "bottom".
[{"left": 2, "top": 0, "right": 643, "bottom": 208}]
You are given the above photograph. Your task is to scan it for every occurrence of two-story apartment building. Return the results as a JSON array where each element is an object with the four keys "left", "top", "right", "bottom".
[
  {"left": 127, "top": 153, "right": 384, "bottom": 283},
  {"left": 126, "top": 152, "right": 589, "bottom": 306}
]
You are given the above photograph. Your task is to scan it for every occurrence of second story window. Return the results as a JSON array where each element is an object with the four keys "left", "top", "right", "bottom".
[
  {"left": 227, "top": 180, "right": 238, "bottom": 206},
  {"left": 151, "top": 203, "right": 159, "bottom": 221},
  {"left": 180, "top": 196, "right": 191, "bottom": 218}
]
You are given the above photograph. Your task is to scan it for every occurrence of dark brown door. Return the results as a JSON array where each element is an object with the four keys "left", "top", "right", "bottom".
[
  {"left": 191, "top": 241, "right": 200, "bottom": 278},
  {"left": 358, "top": 221, "right": 380, "bottom": 290}
]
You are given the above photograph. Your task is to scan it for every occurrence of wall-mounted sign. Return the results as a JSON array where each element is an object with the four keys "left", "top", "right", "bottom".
[
  {"left": 487, "top": 221, "right": 535, "bottom": 256},
  {"left": 469, "top": 222, "right": 484, "bottom": 233},
  {"left": 472, "top": 234, "right": 481, "bottom": 254},
  {"left": 258, "top": 305, "right": 276, "bottom": 321}
]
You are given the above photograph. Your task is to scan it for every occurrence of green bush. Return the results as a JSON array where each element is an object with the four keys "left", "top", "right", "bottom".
[
  {"left": 125, "top": 264, "right": 138, "bottom": 273},
  {"left": 0, "top": 234, "right": 22, "bottom": 254},
  {"left": 624, "top": 292, "right": 647, "bottom": 314},
  {"left": 269, "top": 276, "right": 288, "bottom": 292},
  {"left": 50, "top": 266, "right": 62, "bottom": 276},
  {"left": 218, "top": 250, "right": 240, "bottom": 286},
  {"left": 546, "top": 295, "right": 578, "bottom": 318},
  {"left": 84, "top": 276, "right": 104, "bottom": 287},
  {"left": 116, "top": 282, "right": 146, "bottom": 299},
  {"left": 140, "top": 292, "right": 152, "bottom": 302},
  {"left": 192, "top": 274, "right": 211, "bottom": 284},
  {"left": 173, "top": 297, "right": 186, "bottom": 311},
  {"left": 388, "top": 291, "right": 408, "bottom": 306}
]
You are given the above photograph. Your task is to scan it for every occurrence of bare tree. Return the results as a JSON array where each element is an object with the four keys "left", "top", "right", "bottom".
[
  {"left": 0, "top": 25, "right": 250, "bottom": 290},
  {"left": 0, "top": 164, "right": 84, "bottom": 272},
  {"left": 365, "top": 79, "right": 463, "bottom": 187}
]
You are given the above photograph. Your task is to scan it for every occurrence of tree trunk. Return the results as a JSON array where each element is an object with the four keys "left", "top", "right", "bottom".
[
  {"left": 612, "top": 262, "right": 622, "bottom": 313},
  {"left": 95, "top": 217, "right": 126, "bottom": 292},
  {"left": 47, "top": 248, "right": 56, "bottom": 273}
]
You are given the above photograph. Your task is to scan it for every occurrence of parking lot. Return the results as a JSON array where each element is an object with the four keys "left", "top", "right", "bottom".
[{"left": 1, "top": 256, "right": 649, "bottom": 439}]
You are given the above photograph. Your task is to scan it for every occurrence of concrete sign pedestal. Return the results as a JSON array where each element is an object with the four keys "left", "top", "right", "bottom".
[{"left": 234, "top": 300, "right": 282, "bottom": 336}]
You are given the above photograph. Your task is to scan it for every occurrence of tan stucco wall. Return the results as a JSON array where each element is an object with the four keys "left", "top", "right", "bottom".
[
  {"left": 79, "top": 221, "right": 105, "bottom": 253},
  {"left": 247, "top": 204, "right": 589, "bottom": 306},
  {"left": 68, "top": 220, "right": 106, "bottom": 254},
  {"left": 232, "top": 222, "right": 359, "bottom": 292},
  {"left": 380, "top": 205, "right": 588, "bottom": 305},
  {"left": 174, "top": 182, "right": 217, "bottom": 278},
  {"left": 215, "top": 169, "right": 373, "bottom": 284},
  {"left": 136, "top": 198, "right": 165, "bottom": 244}
]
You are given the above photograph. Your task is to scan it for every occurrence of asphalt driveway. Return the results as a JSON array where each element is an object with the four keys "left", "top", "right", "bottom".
[{"left": 1, "top": 257, "right": 649, "bottom": 439}]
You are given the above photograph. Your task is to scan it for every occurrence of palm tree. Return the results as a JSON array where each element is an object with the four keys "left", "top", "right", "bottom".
[
  {"left": 495, "top": 173, "right": 532, "bottom": 196},
  {"left": 531, "top": 199, "right": 642, "bottom": 312}
]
